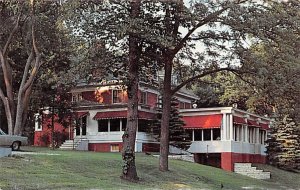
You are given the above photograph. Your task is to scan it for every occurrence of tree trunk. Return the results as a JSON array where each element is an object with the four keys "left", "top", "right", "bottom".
[
  {"left": 121, "top": 0, "right": 141, "bottom": 182},
  {"left": 159, "top": 54, "right": 173, "bottom": 172}
]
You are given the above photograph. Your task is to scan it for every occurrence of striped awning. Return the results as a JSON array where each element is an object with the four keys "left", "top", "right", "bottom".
[
  {"left": 182, "top": 114, "right": 222, "bottom": 129},
  {"left": 233, "top": 116, "right": 247, "bottom": 125},
  {"left": 93, "top": 111, "right": 155, "bottom": 120},
  {"left": 73, "top": 112, "right": 89, "bottom": 119}
]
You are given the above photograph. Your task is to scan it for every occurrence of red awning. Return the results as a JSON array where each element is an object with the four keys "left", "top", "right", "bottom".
[
  {"left": 73, "top": 112, "right": 89, "bottom": 119},
  {"left": 260, "top": 123, "right": 269, "bottom": 130},
  {"left": 93, "top": 111, "right": 156, "bottom": 120},
  {"left": 138, "top": 111, "right": 156, "bottom": 120},
  {"left": 233, "top": 116, "right": 247, "bottom": 125},
  {"left": 93, "top": 111, "right": 127, "bottom": 120},
  {"left": 247, "top": 120, "right": 260, "bottom": 127},
  {"left": 182, "top": 114, "right": 222, "bottom": 129}
]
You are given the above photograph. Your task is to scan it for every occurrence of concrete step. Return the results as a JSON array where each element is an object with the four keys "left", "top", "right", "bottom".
[
  {"left": 234, "top": 163, "right": 271, "bottom": 179},
  {"left": 59, "top": 138, "right": 87, "bottom": 149},
  {"left": 0, "top": 147, "right": 12, "bottom": 157}
]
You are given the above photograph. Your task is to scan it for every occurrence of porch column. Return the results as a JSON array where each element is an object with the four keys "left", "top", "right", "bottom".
[
  {"left": 80, "top": 119, "right": 82, "bottom": 138},
  {"left": 201, "top": 130, "right": 204, "bottom": 141},
  {"left": 236, "top": 126, "right": 239, "bottom": 141},
  {"left": 222, "top": 113, "right": 227, "bottom": 140},
  {"left": 241, "top": 125, "right": 244, "bottom": 142},
  {"left": 192, "top": 130, "right": 195, "bottom": 141},
  {"left": 256, "top": 128, "right": 260, "bottom": 144},
  {"left": 229, "top": 114, "right": 234, "bottom": 141},
  {"left": 120, "top": 119, "right": 122, "bottom": 132},
  {"left": 211, "top": 129, "right": 213, "bottom": 141},
  {"left": 245, "top": 125, "right": 249, "bottom": 143}
]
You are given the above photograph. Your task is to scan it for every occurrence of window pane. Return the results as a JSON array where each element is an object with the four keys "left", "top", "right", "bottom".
[
  {"left": 203, "top": 129, "right": 211, "bottom": 141},
  {"left": 111, "top": 144, "right": 119, "bottom": 152},
  {"left": 185, "top": 130, "right": 193, "bottom": 141},
  {"left": 98, "top": 120, "right": 108, "bottom": 132},
  {"left": 138, "top": 120, "right": 151, "bottom": 132},
  {"left": 140, "top": 92, "right": 147, "bottom": 105},
  {"left": 121, "top": 118, "right": 127, "bottom": 131},
  {"left": 113, "top": 90, "right": 123, "bottom": 103},
  {"left": 110, "top": 119, "right": 120, "bottom": 131},
  {"left": 213, "top": 129, "right": 221, "bottom": 140},
  {"left": 194, "top": 130, "right": 202, "bottom": 141}
]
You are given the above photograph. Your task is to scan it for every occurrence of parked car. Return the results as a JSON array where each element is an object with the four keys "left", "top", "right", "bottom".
[{"left": 0, "top": 128, "right": 28, "bottom": 151}]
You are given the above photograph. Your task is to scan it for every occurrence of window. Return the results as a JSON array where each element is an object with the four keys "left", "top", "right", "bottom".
[
  {"left": 185, "top": 130, "right": 193, "bottom": 141},
  {"left": 179, "top": 102, "right": 184, "bottom": 109},
  {"left": 110, "top": 119, "right": 120, "bottom": 131},
  {"left": 72, "top": 93, "right": 82, "bottom": 102},
  {"left": 112, "top": 90, "right": 123, "bottom": 103},
  {"left": 98, "top": 120, "right": 108, "bottom": 132},
  {"left": 121, "top": 118, "right": 127, "bottom": 131},
  {"left": 140, "top": 91, "right": 147, "bottom": 105},
  {"left": 138, "top": 120, "right": 150, "bottom": 132},
  {"left": 213, "top": 129, "right": 221, "bottom": 140},
  {"left": 194, "top": 130, "right": 202, "bottom": 141},
  {"left": 111, "top": 144, "right": 120, "bottom": 152},
  {"left": 203, "top": 129, "right": 211, "bottom": 141},
  {"left": 34, "top": 114, "right": 42, "bottom": 131}
]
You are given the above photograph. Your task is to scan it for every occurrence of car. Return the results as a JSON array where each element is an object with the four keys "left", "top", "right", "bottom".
[{"left": 0, "top": 128, "right": 28, "bottom": 151}]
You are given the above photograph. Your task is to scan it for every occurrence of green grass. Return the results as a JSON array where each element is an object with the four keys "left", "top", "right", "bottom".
[{"left": 0, "top": 147, "right": 299, "bottom": 190}]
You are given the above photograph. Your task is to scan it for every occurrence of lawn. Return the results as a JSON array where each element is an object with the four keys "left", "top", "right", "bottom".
[{"left": 0, "top": 147, "right": 299, "bottom": 190}]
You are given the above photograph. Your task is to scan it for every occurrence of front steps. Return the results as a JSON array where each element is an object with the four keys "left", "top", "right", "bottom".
[
  {"left": 234, "top": 163, "right": 271, "bottom": 179},
  {"left": 59, "top": 138, "right": 88, "bottom": 150}
]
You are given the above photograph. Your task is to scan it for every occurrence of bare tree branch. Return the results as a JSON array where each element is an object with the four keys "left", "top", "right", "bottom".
[{"left": 171, "top": 67, "right": 241, "bottom": 95}]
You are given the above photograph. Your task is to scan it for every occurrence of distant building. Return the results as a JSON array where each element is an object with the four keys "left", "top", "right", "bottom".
[{"left": 34, "top": 80, "right": 271, "bottom": 171}]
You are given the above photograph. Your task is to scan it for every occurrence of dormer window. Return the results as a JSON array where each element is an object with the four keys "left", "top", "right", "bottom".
[
  {"left": 140, "top": 91, "right": 147, "bottom": 105},
  {"left": 72, "top": 93, "right": 82, "bottom": 102},
  {"left": 112, "top": 90, "right": 123, "bottom": 103}
]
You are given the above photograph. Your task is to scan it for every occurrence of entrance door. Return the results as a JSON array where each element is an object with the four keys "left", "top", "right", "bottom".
[
  {"left": 82, "top": 116, "right": 87, "bottom": 136},
  {"left": 75, "top": 125, "right": 80, "bottom": 136}
]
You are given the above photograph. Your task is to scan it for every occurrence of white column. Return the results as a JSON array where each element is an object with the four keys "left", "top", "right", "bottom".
[
  {"left": 256, "top": 128, "right": 260, "bottom": 144},
  {"left": 245, "top": 125, "right": 249, "bottom": 143},
  {"left": 80, "top": 118, "right": 82, "bottom": 137},
  {"left": 241, "top": 125, "right": 244, "bottom": 142},
  {"left": 192, "top": 130, "right": 195, "bottom": 141},
  {"left": 229, "top": 114, "right": 234, "bottom": 140},
  {"left": 236, "top": 126, "right": 239, "bottom": 141},
  {"left": 211, "top": 129, "right": 213, "bottom": 141},
  {"left": 201, "top": 130, "right": 204, "bottom": 141},
  {"left": 222, "top": 113, "right": 226, "bottom": 140}
]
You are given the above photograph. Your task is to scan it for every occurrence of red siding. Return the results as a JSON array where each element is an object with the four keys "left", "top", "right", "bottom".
[
  {"left": 82, "top": 91, "right": 98, "bottom": 102},
  {"left": 147, "top": 92, "right": 157, "bottom": 108},
  {"left": 221, "top": 152, "right": 266, "bottom": 171},
  {"left": 34, "top": 115, "right": 70, "bottom": 147},
  {"left": 88, "top": 143, "right": 123, "bottom": 152},
  {"left": 142, "top": 143, "right": 160, "bottom": 152}
]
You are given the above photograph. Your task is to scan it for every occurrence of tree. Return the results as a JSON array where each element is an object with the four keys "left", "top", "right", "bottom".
[
  {"left": 63, "top": 0, "right": 145, "bottom": 181},
  {"left": 266, "top": 117, "right": 300, "bottom": 171},
  {"left": 151, "top": 97, "right": 191, "bottom": 150},
  {"left": 121, "top": 0, "right": 142, "bottom": 181},
  {"left": 0, "top": 1, "right": 72, "bottom": 135}
]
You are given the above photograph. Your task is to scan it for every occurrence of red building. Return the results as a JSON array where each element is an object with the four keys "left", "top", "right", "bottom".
[{"left": 34, "top": 80, "right": 271, "bottom": 171}]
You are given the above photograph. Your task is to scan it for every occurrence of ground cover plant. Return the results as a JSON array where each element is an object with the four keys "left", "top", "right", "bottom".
[{"left": 0, "top": 147, "right": 299, "bottom": 190}]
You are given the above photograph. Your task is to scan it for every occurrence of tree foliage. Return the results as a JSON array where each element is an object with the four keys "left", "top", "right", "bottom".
[
  {"left": 266, "top": 118, "right": 300, "bottom": 171},
  {"left": 0, "top": 1, "right": 72, "bottom": 135},
  {"left": 151, "top": 97, "right": 191, "bottom": 150}
]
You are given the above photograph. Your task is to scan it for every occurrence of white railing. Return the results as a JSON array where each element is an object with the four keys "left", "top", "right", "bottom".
[{"left": 188, "top": 140, "right": 267, "bottom": 155}]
